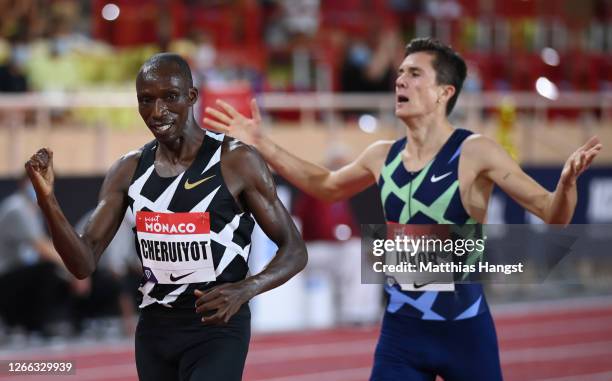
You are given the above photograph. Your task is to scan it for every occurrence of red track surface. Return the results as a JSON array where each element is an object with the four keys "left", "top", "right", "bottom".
[{"left": 1, "top": 299, "right": 611, "bottom": 381}]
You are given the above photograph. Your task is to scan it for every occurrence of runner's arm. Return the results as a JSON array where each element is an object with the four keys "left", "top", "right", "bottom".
[
  {"left": 26, "top": 149, "right": 137, "bottom": 278},
  {"left": 257, "top": 140, "right": 385, "bottom": 201},
  {"left": 204, "top": 99, "right": 385, "bottom": 201},
  {"left": 235, "top": 145, "right": 307, "bottom": 295},
  {"left": 194, "top": 145, "right": 307, "bottom": 324},
  {"left": 465, "top": 135, "right": 601, "bottom": 224}
]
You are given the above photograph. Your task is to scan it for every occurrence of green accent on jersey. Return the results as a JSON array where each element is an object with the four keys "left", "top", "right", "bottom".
[
  {"left": 379, "top": 154, "right": 476, "bottom": 225},
  {"left": 379, "top": 143, "right": 483, "bottom": 281}
]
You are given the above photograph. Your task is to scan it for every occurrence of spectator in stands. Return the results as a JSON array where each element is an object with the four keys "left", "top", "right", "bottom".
[
  {"left": 191, "top": 31, "right": 217, "bottom": 87},
  {"left": 340, "top": 27, "right": 402, "bottom": 93},
  {"left": 425, "top": 0, "right": 462, "bottom": 19},
  {"left": 0, "top": 60, "right": 27, "bottom": 92},
  {"left": 0, "top": 175, "right": 89, "bottom": 336},
  {"left": 0, "top": 43, "right": 28, "bottom": 92}
]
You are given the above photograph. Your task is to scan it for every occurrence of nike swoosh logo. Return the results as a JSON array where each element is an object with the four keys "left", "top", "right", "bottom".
[
  {"left": 184, "top": 175, "right": 215, "bottom": 190},
  {"left": 413, "top": 281, "right": 435, "bottom": 289},
  {"left": 169, "top": 271, "right": 195, "bottom": 282},
  {"left": 431, "top": 172, "right": 452, "bottom": 183}
]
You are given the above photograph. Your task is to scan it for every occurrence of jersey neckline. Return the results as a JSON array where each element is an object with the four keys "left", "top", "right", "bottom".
[
  {"left": 382, "top": 128, "right": 460, "bottom": 182},
  {"left": 151, "top": 135, "right": 209, "bottom": 180}
]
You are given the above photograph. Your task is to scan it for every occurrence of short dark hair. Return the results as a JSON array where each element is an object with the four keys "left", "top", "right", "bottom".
[
  {"left": 405, "top": 37, "right": 467, "bottom": 115},
  {"left": 138, "top": 53, "right": 193, "bottom": 88}
]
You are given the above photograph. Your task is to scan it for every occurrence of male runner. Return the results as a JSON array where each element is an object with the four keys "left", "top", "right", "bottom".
[
  {"left": 25, "top": 53, "right": 307, "bottom": 381},
  {"left": 203, "top": 37, "right": 602, "bottom": 380}
]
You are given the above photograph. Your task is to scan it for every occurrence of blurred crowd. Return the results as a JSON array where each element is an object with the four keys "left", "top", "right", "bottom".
[
  {"left": 0, "top": 175, "right": 140, "bottom": 342},
  {"left": 0, "top": 0, "right": 610, "bottom": 96},
  {"left": 0, "top": 0, "right": 610, "bottom": 344}
]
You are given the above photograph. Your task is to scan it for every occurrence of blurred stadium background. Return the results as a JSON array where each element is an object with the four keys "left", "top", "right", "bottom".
[{"left": 0, "top": 0, "right": 611, "bottom": 380}]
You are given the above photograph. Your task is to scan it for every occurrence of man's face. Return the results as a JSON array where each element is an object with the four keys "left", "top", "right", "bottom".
[
  {"left": 136, "top": 64, "right": 195, "bottom": 143},
  {"left": 395, "top": 52, "right": 445, "bottom": 119}
]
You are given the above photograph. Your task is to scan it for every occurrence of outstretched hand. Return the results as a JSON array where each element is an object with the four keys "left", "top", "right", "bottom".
[
  {"left": 560, "top": 136, "right": 602, "bottom": 186},
  {"left": 203, "top": 98, "right": 264, "bottom": 147},
  {"left": 25, "top": 148, "right": 55, "bottom": 199}
]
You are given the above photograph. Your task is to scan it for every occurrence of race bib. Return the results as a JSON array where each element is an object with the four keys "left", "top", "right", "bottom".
[
  {"left": 136, "top": 211, "right": 216, "bottom": 284},
  {"left": 385, "top": 224, "right": 455, "bottom": 292}
]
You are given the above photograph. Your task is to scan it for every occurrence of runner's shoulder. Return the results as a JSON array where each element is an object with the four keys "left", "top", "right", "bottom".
[
  {"left": 104, "top": 149, "right": 143, "bottom": 190},
  {"left": 221, "top": 136, "right": 258, "bottom": 159},
  {"left": 461, "top": 134, "right": 503, "bottom": 159},
  {"left": 116, "top": 148, "right": 143, "bottom": 169},
  {"left": 361, "top": 140, "right": 396, "bottom": 162},
  {"left": 221, "top": 136, "right": 267, "bottom": 174}
]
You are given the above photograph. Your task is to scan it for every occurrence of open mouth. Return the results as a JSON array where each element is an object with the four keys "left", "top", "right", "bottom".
[
  {"left": 397, "top": 95, "right": 409, "bottom": 104},
  {"left": 151, "top": 123, "right": 173, "bottom": 133}
]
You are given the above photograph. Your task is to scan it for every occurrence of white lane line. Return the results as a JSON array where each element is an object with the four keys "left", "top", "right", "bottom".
[
  {"left": 3, "top": 337, "right": 610, "bottom": 371},
  {"left": 530, "top": 370, "right": 612, "bottom": 381},
  {"left": 251, "top": 367, "right": 372, "bottom": 381},
  {"left": 0, "top": 363, "right": 137, "bottom": 381},
  {"left": 1, "top": 340, "right": 610, "bottom": 381},
  {"left": 502, "top": 340, "right": 612, "bottom": 363},
  {"left": 497, "top": 316, "right": 612, "bottom": 339},
  {"left": 492, "top": 295, "right": 612, "bottom": 316},
  {"left": 0, "top": 341, "right": 134, "bottom": 359},
  {"left": 247, "top": 339, "right": 376, "bottom": 364}
]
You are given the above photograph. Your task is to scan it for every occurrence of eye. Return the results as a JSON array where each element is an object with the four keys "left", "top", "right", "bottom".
[
  {"left": 139, "top": 97, "right": 152, "bottom": 104},
  {"left": 166, "top": 93, "right": 178, "bottom": 101}
]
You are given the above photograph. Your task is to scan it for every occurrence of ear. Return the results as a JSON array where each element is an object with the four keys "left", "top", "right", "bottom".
[
  {"left": 437, "top": 84, "right": 455, "bottom": 105},
  {"left": 188, "top": 87, "right": 199, "bottom": 105}
]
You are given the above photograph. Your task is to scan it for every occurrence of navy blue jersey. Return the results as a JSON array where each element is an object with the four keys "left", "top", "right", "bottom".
[{"left": 378, "top": 128, "right": 488, "bottom": 321}]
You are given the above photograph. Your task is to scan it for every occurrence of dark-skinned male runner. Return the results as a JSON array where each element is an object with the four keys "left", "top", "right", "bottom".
[{"left": 25, "top": 53, "right": 307, "bottom": 381}]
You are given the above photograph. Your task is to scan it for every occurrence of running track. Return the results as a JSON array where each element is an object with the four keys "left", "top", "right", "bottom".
[{"left": 1, "top": 296, "right": 611, "bottom": 381}]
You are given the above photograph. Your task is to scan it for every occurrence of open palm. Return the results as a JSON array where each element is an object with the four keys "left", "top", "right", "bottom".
[
  {"left": 560, "top": 136, "right": 602, "bottom": 186},
  {"left": 203, "top": 99, "right": 263, "bottom": 147}
]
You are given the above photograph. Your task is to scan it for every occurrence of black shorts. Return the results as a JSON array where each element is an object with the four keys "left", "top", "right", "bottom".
[{"left": 135, "top": 303, "right": 251, "bottom": 381}]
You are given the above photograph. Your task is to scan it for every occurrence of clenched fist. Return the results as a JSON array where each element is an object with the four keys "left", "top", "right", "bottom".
[{"left": 25, "top": 148, "right": 55, "bottom": 199}]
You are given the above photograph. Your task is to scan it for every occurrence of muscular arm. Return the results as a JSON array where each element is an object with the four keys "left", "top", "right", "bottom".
[
  {"left": 465, "top": 135, "right": 601, "bottom": 224},
  {"left": 195, "top": 144, "right": 307, "bottom": 324},
  {"left": 204, "top": 99, "right": 388, "bottom": 202},
  {"left": 256, "top": 138, "right": 386, "bottom": 202},
  {"left": 237, "top": 145, "right": 307, "bottom": 295},
  {"left": 26, "top": 149, "right": 138, "bottom": 279}
]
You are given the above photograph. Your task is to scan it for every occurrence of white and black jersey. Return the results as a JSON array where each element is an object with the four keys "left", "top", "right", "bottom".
[{"left": 126, "top": 131, "right": 255, "bottom": 309}]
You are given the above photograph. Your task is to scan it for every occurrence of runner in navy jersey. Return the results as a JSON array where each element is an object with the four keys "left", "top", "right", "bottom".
[{"left": 204, "top": 37, "right": 602, "bottom": 380}]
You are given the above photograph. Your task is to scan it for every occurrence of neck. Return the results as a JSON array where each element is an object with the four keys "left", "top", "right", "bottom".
[
  {"left": 158, "top": 114, "right": 204, "bottom": 164},
  {"left": 401, "top": 112, "right": 453, "bottom": 160}
]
